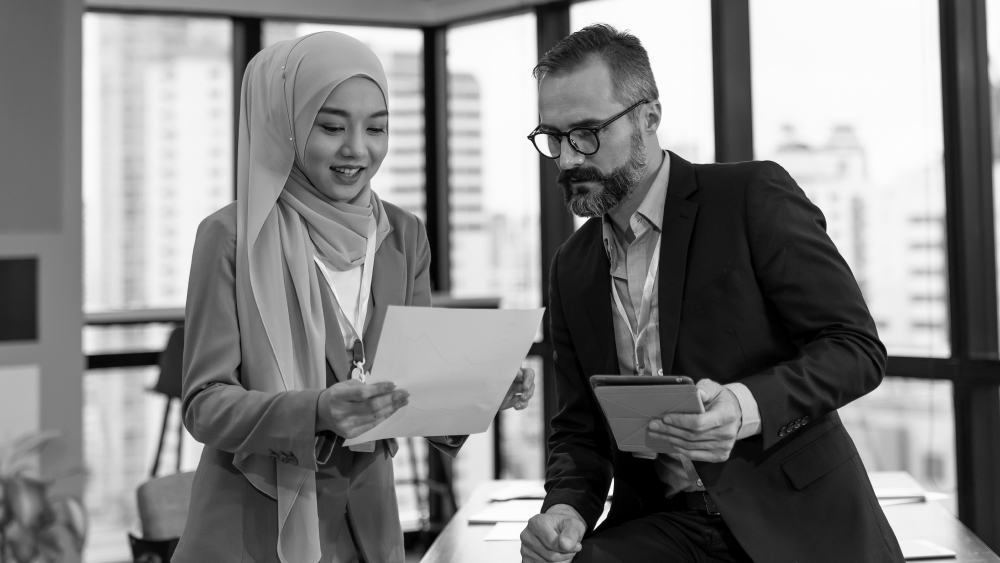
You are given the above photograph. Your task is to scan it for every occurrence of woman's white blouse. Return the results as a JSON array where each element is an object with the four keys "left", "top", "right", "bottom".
[{"left": 315, "top": 257, "right": 365, "bottom": 352}]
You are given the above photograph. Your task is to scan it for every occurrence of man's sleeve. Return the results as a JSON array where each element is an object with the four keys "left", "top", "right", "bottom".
[
  {"left": 539, "top": 247, "right": 615, "bottom": 533},
  {"left": 725, "top": 382, "right": 761, "bottom": 439},
  {"left": 739, "top": 161, "right": 887, "bottom": 451}
]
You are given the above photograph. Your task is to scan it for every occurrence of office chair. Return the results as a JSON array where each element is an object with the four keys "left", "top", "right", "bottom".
[
  {"left": 149, "top": 325, "right": 184, "bottom": 478},
  {"left": 129, "top": 471, "right": 194, "bottom": 563}
]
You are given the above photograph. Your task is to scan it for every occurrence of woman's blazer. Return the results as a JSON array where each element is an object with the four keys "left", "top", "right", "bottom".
[{"left": 172, "top": 201, "right": 460, "bottom": 563}]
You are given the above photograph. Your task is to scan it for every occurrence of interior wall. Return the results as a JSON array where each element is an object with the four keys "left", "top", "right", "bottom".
[{"left": 0, "top": 0, "right": 84, "bottom": 496}]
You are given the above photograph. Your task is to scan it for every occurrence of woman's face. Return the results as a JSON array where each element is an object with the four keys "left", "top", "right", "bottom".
[{"left": 302, "top": 76, "right": 388, "bottom": 203}]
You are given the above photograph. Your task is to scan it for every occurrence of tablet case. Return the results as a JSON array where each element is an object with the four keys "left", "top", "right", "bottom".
[{"left": 593, "top": 384, "right": 703, "bottom": 454}]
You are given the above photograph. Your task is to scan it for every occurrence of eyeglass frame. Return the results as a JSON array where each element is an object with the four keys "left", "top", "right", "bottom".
[{"left": 527, "top": 99, "right": 650, "bottom": 159}]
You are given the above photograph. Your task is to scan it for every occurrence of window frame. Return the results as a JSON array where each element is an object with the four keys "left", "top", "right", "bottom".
[{"left": 83, "top": 0, "right": 1000, "bottom": 551}]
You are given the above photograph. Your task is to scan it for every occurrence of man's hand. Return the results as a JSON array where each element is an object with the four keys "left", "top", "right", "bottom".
[
  {"left": 646, "top": 379, "right": 742, "bottom": 462},
  {"left": 520, "top": 504, "right": 586, "bottom": 563},
  {"left": 500, "top": 367, "right": 536, "bottom": 411}
]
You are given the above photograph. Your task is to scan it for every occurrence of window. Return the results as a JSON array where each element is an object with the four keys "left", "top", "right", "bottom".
[
  {"left": 83, "top": 13, "right": 233, "bottom": 561},
  {"left": 751, "top": 0, "right": 948, "bottom": 358},
  {"left": 263, "top": 22, "right": 426, "bottom": 220},
  {"left": 751, "top": 0, "right": 956, "bottom": 511},
  {"left": 446, "top": 12, "right": 544, "bottom": 502},
  {"left": 839, "top": 379, "right": 956, "bottom": 514},
  {"left": 986, "top": 1, "right": 1000, "bottom": 340},
  {"left": 570, "top": 0, "right": 715, "bottom": 164}
]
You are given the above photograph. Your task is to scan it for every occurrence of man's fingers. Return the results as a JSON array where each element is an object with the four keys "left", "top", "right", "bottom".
[
  {"left": 696, "top": 378, "right": 724, "bottom": 403},
  {"left": 521, "top": 368, "right": 536, "bottom": 400},
  {"left": 520, "top": 542, "right": 577, "bottom": 563},
  {"left": 671, "top": 443, "right": 732, "bottom": 463},
  {"left": 657, "top": 410, "right": 728, "bottom": 433},
  {"left": 520, "top": 543, "right": 576, "bottom": 563},
  {"left": 520, "top": 544, "right": 574, "bottom": 563}
]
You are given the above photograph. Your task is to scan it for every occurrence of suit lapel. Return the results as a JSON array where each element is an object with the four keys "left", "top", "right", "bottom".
[
  {"left": 658, "top": 152, "right": 699, "bottom": 375},
  {"left": 563, "top": 222, "right": 619, "bottom": 376},
  {"left": 363, "top": 239, "right": 406, "bottom": 370}
]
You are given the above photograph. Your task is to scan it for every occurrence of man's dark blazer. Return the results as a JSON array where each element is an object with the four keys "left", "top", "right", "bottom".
[{"left": 541, "top": 152, "right": 905, "bottom": 562}]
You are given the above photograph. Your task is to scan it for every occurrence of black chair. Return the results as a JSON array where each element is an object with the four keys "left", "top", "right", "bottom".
[{"left": 149, "top": 325, "right": 184, "bottom": 478}]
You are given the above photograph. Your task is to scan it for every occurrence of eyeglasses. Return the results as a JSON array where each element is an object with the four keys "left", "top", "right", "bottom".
[{"left": 527, "top": 99, "right": 649, "bottom": 159}]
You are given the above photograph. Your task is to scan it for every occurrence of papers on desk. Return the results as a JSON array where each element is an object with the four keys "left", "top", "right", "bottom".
[
  {"left": 471, "top": 488, "right": 611, "bottom": 542},
  {"left": 469, "top": 500, "right": 543, "bottom": 524},
  {"left": 487, "top": 481, "right": 547, "bottom": 502},
  {"left": 343, "top": 306, "right": 544, "bottom": 446},
  {"left": 899, "top": 539, "right": 957, "bottom": 560},
  {"left": 485, "top": 522, "right": 528, "bottom": 541},
  {"left": 869, "top": 471, "right": 951, "bottom": 507}
]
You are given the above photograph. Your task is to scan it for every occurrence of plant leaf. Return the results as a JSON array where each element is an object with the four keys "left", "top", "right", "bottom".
[
  {"left": 3, "top": 431, "right": 63, "bottom": 471},
  {"left": 6, "top": 475, "right": 48, "bottom": 529},
  {"left": 48, "top": 497, "right": 87, "bottom": 550}
]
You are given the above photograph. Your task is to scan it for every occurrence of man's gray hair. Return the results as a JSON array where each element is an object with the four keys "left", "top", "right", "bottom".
[{"left": 533, "top": 23, "right": 659, "bottom": 121}]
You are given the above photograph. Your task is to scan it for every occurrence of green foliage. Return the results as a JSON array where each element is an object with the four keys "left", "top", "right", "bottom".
[{"left": 0, "top": 432, "right": 87, "bottom": 563}]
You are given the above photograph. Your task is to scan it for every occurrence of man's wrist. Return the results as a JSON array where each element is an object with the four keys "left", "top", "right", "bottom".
[
  {"left": 546, "top": 503, "right": 586, "bottom": 526},
  {"left": 725, "top": 382, "right": 762, "bottom": 439}
]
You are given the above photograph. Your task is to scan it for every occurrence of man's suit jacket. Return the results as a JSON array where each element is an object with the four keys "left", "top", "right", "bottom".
[
  {"left": 173, "top": 201, "right": 462, "bottom": 563},
  {"left": 541, "top": 152, "right": 905, "bottom": 562}
]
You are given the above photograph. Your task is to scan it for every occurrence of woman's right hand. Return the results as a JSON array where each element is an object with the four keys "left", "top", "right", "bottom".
[{"left": 316, "top": 380, "right": 409, "bottom": 439}]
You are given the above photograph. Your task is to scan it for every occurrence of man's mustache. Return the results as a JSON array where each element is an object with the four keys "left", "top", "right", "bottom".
[{"left": 557, "top": 166, "right": 608, "bottom": 187}]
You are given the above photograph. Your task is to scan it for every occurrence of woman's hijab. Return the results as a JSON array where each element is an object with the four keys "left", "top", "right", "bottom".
[{"left": 233, "top": 32, "right": 391, "bottom": 563}]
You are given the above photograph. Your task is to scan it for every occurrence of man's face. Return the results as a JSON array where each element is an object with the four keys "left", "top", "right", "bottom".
[{"left": 537, "top": 59, "right": 647, "bottom": 218}]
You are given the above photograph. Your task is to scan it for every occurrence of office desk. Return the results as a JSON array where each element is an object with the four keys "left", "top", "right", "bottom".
[
  {"left": 420, "top": 480, "right": 1000, "bottom": 563},
  {"left": 884, "top": 501, "right": 999, "bottom": 562}
]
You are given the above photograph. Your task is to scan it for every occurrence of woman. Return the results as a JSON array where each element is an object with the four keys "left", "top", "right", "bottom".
[{"left": 173, "top": 32, "right": 533, "bottom": 563}]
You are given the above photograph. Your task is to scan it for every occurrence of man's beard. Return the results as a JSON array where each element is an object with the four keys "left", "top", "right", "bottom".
[{"left": 558, "top": 128, "right": 648, "bottom": 218}]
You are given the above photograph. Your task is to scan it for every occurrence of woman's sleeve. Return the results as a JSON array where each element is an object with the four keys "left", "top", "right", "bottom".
[{"left": 180, "top": 212, "right": 325, "bottom": 471}]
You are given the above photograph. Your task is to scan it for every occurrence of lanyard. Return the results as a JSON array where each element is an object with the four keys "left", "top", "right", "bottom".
[
  {"left": 314, "top": 219, "right": 377, "bottom": 383},
  {"left": 610, "top": 233, "right": 661, "bottom": 375}
]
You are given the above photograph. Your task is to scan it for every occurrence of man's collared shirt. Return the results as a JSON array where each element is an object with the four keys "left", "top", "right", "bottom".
[{"left": 601, "top": 151, "right": 761, "bottom": 498}]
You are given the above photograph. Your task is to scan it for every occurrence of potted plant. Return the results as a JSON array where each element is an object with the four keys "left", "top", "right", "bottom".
[{"left": 0, "top": 431, "right": 86, "bottom": 563}]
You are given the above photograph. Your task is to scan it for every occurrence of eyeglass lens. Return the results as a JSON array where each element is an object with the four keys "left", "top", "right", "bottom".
[{"left": 534, "top": 129, "right": 599, "bottom": 158}]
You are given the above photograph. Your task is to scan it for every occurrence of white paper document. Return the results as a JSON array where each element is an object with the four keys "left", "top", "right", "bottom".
[
  {"left": 485, "top": 522, "right": 528, "bottom": 541},
  {"left": 468, "top": 500, "right": 544, "bottom": 524},
  {"left": 488, "top": 481, "right": 548, "bottom": 502},
  {"left": 343, "top": 306, "right": 545, "bottom": 446}
]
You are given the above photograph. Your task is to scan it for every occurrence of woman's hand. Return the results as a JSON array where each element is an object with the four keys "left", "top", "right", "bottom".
[
  {"left": 316, "top": 380, "right": 409, "bottom": 439},
  {"left": 500, "top": 367, "right": 535, "bottom": 411}
]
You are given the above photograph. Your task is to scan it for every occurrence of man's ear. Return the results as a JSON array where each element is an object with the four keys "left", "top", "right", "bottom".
[{"left": 643, "top": 100, "right": 662, "bottom": 134}]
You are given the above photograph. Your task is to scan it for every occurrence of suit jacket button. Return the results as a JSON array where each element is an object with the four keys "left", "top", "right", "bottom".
[
  {"left": 657, "top": 369, "right": 664, "bottom": 376},
  {"left": 287, "top": 453, "right": 298, "bottom": 465},
  {"left": 778, "top": 427, "right": 787, "bottom": 437}
]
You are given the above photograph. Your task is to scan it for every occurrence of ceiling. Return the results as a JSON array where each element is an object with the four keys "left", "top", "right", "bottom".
[{"left": 85, "top": 0, "right": 563, "bottom": 26}]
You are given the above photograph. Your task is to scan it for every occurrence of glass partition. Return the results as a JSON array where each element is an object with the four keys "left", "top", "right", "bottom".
[
  {"left": 445, "top": 12, "right": 543, "bottom": 503},
  {"left": 83, "top": 13, "right": 233, "bottom": 561},
  {"left": 751, "top": 0, "right": 948, "bottom": 358}
]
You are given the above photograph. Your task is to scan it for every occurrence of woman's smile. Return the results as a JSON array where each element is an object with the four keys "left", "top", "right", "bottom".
[
  {"left": 303, "top": 76, "right": 389, "bottom": 202},
  {"left": 331, "top": 165, "right": 365, "bottom": 183}
]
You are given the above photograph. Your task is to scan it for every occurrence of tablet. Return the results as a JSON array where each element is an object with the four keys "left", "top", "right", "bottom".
[{"left": 589, "top": 375, "right": 703, "bottom": 455}]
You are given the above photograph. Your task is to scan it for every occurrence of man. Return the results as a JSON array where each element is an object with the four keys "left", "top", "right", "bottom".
[{"left": 520, "top": 24, "right": 904, "bottom": 563}]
